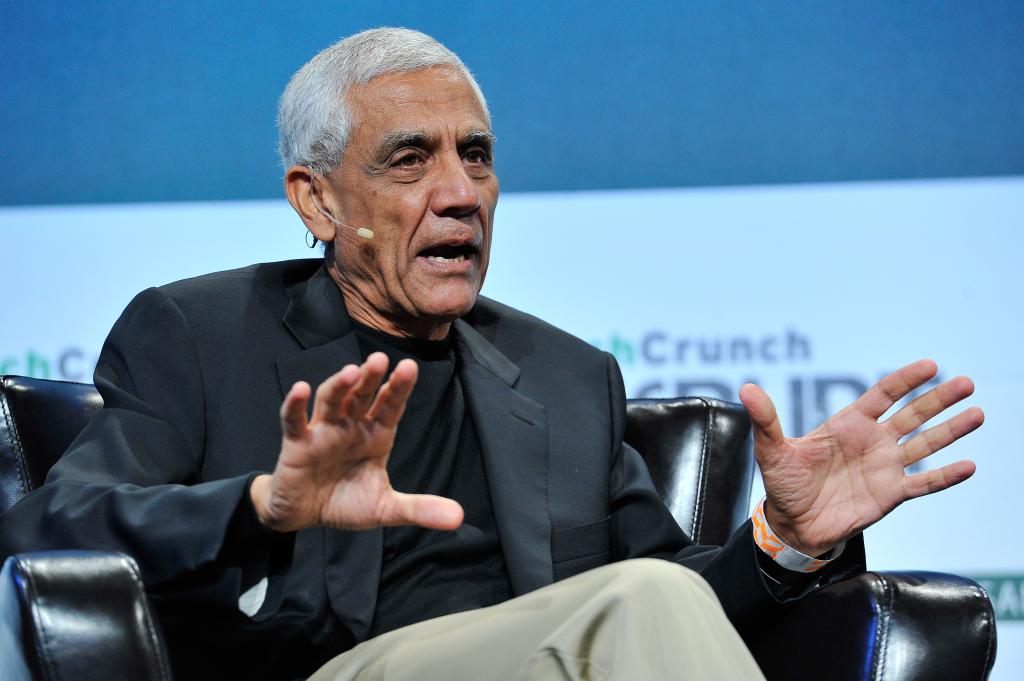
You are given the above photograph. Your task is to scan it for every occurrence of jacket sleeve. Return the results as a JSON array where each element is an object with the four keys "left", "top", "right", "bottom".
[
  {"left": 0, "top": 287, "right": 292, "bottom": 608},
  {"left": 604, "top": 353, "right": 865, "bottom": 639}
]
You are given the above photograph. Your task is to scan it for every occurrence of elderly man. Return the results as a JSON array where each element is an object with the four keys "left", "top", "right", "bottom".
[{"left": 0, "top": 28, "right": 982, "bottom": 681}]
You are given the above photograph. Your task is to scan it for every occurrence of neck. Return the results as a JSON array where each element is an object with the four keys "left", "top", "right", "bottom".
[{"left": 327, "top": 262, "right": 452, "bottom": 341}]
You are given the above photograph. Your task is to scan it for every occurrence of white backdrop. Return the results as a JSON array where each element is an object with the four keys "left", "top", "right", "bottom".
[{"left": 2, "top": 176, "right": 1021, "bottom": 677}]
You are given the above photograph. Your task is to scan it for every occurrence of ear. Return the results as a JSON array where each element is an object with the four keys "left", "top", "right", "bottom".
[{"left": 284, "top": 165, "right": 336, "bottom": 245}]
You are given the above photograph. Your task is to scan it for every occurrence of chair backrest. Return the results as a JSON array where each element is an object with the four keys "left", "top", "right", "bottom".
[
  {"left": 1, "top": 376, "right": 103, "bottom": 514},
  {"left": 0, "top": 376, "right": 755, "bottom": 542},
  {"left": 624, "top": 397, "right": 754, "bottom": 545},
  {"left": 0, "top": 550, "right": 174, "bottom": 681}
]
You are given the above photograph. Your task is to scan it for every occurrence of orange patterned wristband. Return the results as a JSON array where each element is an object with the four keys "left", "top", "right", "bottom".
[{"left": 751, "top": 497, "right": 845, "bottom": 573}]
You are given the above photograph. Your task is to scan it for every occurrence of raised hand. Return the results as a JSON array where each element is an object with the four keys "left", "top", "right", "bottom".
[
  {"left": 250, "top": 352, "right": 465, "bottom": 533},
  {"left": 740, "top": 359, "right": 983, "bottom": 557}
]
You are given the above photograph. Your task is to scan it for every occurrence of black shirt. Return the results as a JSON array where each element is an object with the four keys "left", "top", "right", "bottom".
[{"left": 351, "top": 322, "right": 513, "bottom": 636}]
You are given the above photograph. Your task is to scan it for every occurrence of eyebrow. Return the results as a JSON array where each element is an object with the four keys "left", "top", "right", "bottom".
[
  {"left": 374, "top": 130, "right": 431, "bottom": 161},
  {"left": 462, "top": 130, "right": 497, "bottom": 149},
  {"left": 372, "top": 129, "right": 497, "bottom": 161}
]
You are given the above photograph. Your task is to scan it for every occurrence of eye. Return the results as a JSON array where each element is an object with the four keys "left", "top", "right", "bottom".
[
  {"left": 392, "top": 152, "right": 424, "bottom": 168},
  {"left": 463, "top": 147, "right": 492, "bottom": 166}
]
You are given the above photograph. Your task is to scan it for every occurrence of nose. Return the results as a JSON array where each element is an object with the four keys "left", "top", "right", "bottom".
[{"left": 428, "top": 150, "right": 482, "bottom": 219}]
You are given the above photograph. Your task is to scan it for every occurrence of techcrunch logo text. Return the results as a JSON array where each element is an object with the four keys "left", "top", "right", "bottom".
[
  {"left": 593, "top": 328, "right": 943, "bottom": 441},
  {"left": 604, "top": 328, "right": 813, "bottom": 367},
  {"left": 1, "top": 348, "right": 99, "bottom": 382}
]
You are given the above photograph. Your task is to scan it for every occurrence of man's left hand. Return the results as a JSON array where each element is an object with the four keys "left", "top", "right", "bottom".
[{"left": 740, "top": 359, "right": 983, "bottom": 557}]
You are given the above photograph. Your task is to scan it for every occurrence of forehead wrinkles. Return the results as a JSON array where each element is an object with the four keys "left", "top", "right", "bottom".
[
  {"left": 346, "top": 68, "right": 489, "bottom": 138},
  {"left": 357, "top": 65, "right": 477, "bottom": 106}
]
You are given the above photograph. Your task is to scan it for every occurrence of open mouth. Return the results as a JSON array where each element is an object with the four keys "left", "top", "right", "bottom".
[{"left": 419, "top": 243, "right": 478, "bottom": 263}]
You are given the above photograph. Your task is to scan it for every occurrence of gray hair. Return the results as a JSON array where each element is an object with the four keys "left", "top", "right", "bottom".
[{"left": 277, "top": 27, "right": 490, "bottom": 175}]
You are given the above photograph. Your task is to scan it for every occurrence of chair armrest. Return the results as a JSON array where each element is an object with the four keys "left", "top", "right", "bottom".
[
  {"left": 0, "top": 551, "right": 173, "bottom": 681},
  {"left": 748, "top": 571, "right": 996, "bottom": 681}
]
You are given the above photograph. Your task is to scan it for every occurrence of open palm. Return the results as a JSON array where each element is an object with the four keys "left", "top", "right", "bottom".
[
  {"left": 251, "top": 352, "right": 464, "bottom": 533},
  {"left": 740, "top": 360, "right": 983, "bottom": 556}
]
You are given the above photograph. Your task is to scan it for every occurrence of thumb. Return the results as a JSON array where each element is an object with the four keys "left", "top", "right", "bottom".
[
  {"left": 381, "top": 492, "right": 465, "bottom": 530},
  {"left": 739, "top": 383, "right": 786, "bottom": 449}
]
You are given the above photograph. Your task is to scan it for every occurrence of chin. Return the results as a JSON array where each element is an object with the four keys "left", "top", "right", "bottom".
[
  {"left": 420, "top": 275, "right": 480, "bottom": 308},
  {"left": 418, "top": 290, "right": 478, "bottom": 321},
  {"left": 424, "top": 301, "right": 476, "bottom": 321}
]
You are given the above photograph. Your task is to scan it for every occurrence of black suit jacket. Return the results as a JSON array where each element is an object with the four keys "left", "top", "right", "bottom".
[{"left": 1, "top": 259, "right": 862, "bottom": 680}]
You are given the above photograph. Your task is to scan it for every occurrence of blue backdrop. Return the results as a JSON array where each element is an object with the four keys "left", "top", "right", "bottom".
[{"left": 2, "top": 1, "right": 1022, "bottom": 204}]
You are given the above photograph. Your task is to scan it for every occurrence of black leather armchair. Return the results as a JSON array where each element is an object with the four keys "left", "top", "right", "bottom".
[{"left": 0, "top": 376, "right": 997, "bottom": 681}]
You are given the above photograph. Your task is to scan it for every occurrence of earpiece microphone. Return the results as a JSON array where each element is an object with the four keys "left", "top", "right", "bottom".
[{"left": 309, "top": 194, "right": 375, "bottom": 240}]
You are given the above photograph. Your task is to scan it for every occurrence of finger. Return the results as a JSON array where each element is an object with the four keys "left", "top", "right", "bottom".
[
  {"left": 366, "top": 358, "right": 419, "bottom": 428},
  {"left": 343, "top": 352, "right": 390, "bottom": 420},
  {"left": 899, "top": 406, "right": 984, "bottom": 467},
  {"left": 280, "top": 381, "right": 311, "bottom": 440},
  {"left": 855, "top": 359, "right": 937, "bottom": 419},
  {"left": 739, "top": 383, "right": 785, "bottom": 448},
  {"left": 902, "top": 459, "right": 976, "bottom": 500},
  {"left": 885, "top": 376, "right": 975, "bottom": 438},
  {"left": 379, "top": 491, "right": 464, "bottom": 530},
  {"left": 311, "top": 363, "right": 361, "bottom": 423}
]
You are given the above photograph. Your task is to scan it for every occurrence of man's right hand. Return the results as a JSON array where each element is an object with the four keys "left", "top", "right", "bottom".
[{"left": 249, "top": 352, "right": 465, "bottom": 533}]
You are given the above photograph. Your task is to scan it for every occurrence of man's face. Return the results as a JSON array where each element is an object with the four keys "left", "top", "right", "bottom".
[{"left": 323, "top": 66, "right": 498, "bottom": 335}]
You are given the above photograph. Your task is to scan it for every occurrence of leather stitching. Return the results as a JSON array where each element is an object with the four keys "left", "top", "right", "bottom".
[
  {"left": 975, "top": 584, "right": 996, "bottom": 680},
  {"left": 0, "top": 387, "right": 30, "bottom": 501},
  {"left": 698, "top": 403, "right": 715, "bottom": 543},
  {"left": 21, "top": 561, "right": 60, "bottom": 681},
  {"left": 871, "top": 573, "right": 893, "bottom": 681},
  {"left": 866, "top": 573, "right": 883, "bottom": 680},
  {"left": 121, "top": 556, "right": 170, "bottom": 681},
  {"left": 691, "top": 400, "right": 711, "bottom": 542}
]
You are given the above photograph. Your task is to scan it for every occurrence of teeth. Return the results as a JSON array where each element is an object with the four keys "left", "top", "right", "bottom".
[{"left": 427, "top": 254, "right": 466, "bottom": 263}]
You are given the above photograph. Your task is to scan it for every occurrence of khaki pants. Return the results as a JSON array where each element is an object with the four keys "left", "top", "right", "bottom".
[{"left": 309, "top": 559, "right": 767, "bottom": 681}]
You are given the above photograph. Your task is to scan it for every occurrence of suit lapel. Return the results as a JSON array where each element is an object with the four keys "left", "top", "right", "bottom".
[
  {"left": 455, "top": 320, "right": 554, "bottom": 595},
  {"left": 273, "top": 266, "right": 383, "bottom": 640},
  {"left": 275, "top": 265, "right": 362, "bottom": 399}
]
